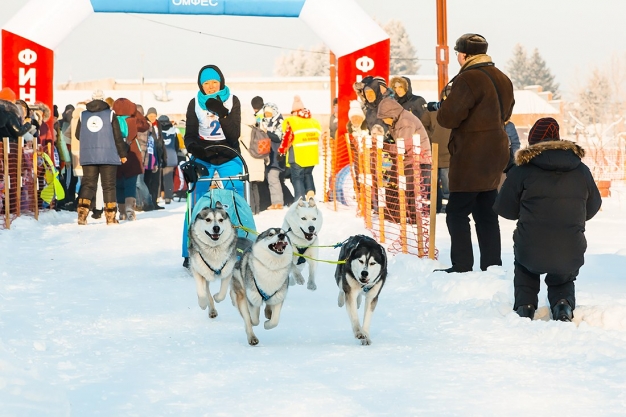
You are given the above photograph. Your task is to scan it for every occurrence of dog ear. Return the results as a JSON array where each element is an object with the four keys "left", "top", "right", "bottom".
[
  {"left": 297, "top": 197, "right": 305, "bottom": 207},
  {"left": 307, "top": 197, "right": 316, "bottom": 207},
  {"left": 215, "top": 201, "right": 223, "bottom": 209}
]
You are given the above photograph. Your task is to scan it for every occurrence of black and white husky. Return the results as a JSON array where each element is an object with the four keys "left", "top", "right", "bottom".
[
  {"left": 188, "top": 202, "right": 238, "bottom": 319},
  {"left": 282, "top": 197, "right": 323, "bottom": 291},
  {"left": 230, "top": 228, "right": 293, "bottom": 346},
  {"left": 335, "top": 235, "right": 388, "bottom": 346}
]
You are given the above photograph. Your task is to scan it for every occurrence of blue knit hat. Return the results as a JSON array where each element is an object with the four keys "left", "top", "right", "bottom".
[{"left": 200, "top": 67, "right": 221, "bottom": 85}]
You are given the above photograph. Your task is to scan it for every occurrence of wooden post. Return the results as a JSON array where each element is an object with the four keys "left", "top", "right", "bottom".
[
  {"left": 329, "top": 51, "right": 337, "bottom": 109},
  {"left": 345, "top": 133, "right": 359, "bottom": 209},
  {"left": 33, "top": 151, "right": 39, "bottom": 220},
  {"left": 364, "top": 135, "right": 373, "bottom": 229},
  {"left": 429, "top": 143, "right": 439, "bottom": 259},
  {"left": 413, "top": 135, "right": 425, "bottom": 257},
  {"left": 376, "top": 135, "right": 386, "bottom": 243},
  {"left": 397, "top": 138, "right": 407, "bottom": 253},
  {"left": 3, "top": 138, "right": 10, "bottom": 229},
  {"left": 357, "top": 136, "right": 366, "bottom": 218},
  {"left": 16, "top": 137, "right": 23, "bottom": 217}
]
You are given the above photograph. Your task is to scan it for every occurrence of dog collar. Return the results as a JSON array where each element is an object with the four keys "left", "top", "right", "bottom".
[{"left": 198, "top": 252, "right": 228, "bottom": 276}]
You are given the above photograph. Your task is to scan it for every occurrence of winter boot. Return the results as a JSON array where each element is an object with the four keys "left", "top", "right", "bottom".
[
  {"left": 104, "top": 202, "right": 119, "bottom": 225},
  {"left": 552, "top": 299, "right": 573, "bottom": 322},
  {"left": 125, "top": 197, "right": 136, "bottom": 221},
  {"left": 516, "top": 304, "right": 536, "bottom": 320},
  {"left": 118, "top": 203, "right": 127, "bottom": 221},
  {"left": 77, "top": 198, "right": 91, "bottom": 226}
]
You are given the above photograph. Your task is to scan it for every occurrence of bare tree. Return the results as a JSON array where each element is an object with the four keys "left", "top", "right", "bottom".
[
  {"left": 568, "top": 53, "right": 626, "bottom": 179},
  {"left": 274, "top": 44, "right": 329, "bottom": 77}
]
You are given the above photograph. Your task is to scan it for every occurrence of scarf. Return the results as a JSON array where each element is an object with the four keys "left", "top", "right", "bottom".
[
  {"left": 197, "top": 85, "right": 231, "bottom": 111},
  {"left": 460, "top": 54, "right": 493, "bottom": 71}
]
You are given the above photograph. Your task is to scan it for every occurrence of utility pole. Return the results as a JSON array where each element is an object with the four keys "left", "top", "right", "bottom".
[
  {"left": 436, "top": 0, "right": 449, "bottom": 99},
  {"left": 329, "top": 51, "right": 337, "bottom": 108}
]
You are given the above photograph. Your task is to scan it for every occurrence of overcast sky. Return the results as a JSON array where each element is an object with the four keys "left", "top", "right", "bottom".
[{"left": 1, "top": 0, "right": 625, "bottom": 98}]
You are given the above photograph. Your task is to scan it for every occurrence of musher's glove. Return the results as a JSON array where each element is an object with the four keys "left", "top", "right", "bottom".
[{"left": 205, "top": 98, "right": 229, "bottom": 118}]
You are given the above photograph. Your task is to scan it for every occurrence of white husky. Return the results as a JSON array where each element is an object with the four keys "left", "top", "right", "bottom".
[
  {"left": 230, "top": 228, "right": 294, "bottom": 346},
  {"left": 188, "top": 202, "right": 238, "bottom": 319},
  {"left": 282, "top": 197, "right": 324, "bottom": 291}
]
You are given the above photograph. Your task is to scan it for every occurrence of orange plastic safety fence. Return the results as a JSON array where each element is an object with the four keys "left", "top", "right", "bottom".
[
  {"left": 329, "top": 133, "right": 438, "bottom": 259},
  {"left": 1, "top": 138, "right": 50, "bottom": 229}
]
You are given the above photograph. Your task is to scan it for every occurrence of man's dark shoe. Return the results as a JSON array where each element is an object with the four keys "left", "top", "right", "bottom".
[
  {"left": 91, "top": 209, "right": 103, "bottom": 219},
  {"left": 516, "top": 304, "right": 536, "bottom": 320},
  {"left": 434, "top": 267, "right": 472, "bottom": 273},
  {"left": 155, "top": 205, "right": 165, "bottom": 210},
  {"left": 552, "top": 299, "right": 573, "bottom": 322},
  {"left": 182, "top": 257, "right": 190, "bottom": 269}
]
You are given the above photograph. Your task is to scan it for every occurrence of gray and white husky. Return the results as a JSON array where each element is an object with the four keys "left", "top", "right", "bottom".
[
  {"left": 335, "top": 235, "right": 388, "bottom": 346},
  {"left": 282, "top": 197, "right": 323, "bottom": 291},
  {"left": 230, "top": 228, "right": 293, "bottom": 346},
  {"left": 188, "top": 202, "right": 237, "bottom": 319}
]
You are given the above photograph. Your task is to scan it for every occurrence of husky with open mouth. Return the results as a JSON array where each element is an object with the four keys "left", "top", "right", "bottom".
[
  {"left": 188, "top": 202, "right": 238, "bottom": 319},
  {"left": 230, "top": 228, "right": 293, "bottom": 346},
  {"left": 282, "top": 197, "right": 323, "bottom": 290},
  {"left": 335, "top": 235, "right": 388, "bottom": 345}
]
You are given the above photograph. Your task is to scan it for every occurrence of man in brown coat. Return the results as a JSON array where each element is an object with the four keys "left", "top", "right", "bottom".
[{"left": 435, "top": 33, "right": 515, "bottom": 273}]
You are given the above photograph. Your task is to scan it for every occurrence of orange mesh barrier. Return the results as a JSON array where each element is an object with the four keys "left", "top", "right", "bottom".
[
  {"left": 1, "top": 137, "right": 49, "bottom": 229},
  {"left": 328, "top": 132, "right": 439, "bottom": 259}
]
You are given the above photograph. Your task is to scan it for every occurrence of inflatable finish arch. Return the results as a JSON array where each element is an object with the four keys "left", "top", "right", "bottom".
[{"left": 2, "top": 0, "right": 389, "bottom": 172}]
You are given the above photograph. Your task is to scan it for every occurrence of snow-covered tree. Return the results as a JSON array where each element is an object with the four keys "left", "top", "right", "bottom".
[
  {"left": 528, "top": 48, "right": 560, "bottom": 98},
  {"left": 274, "top": 44, "right": 330, "bottom": 77},
  {"left": 506, "top": 44, "right": 532, "bottom": 89},
  {"left": 506, "top": 44, "right": 560, "bottom": 97},
  {"left": 383, "top": 19, "right": 419, "bottom": 75}
]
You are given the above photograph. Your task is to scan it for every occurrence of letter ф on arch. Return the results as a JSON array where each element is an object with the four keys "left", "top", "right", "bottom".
[{"left": 2, "top": 0, "right": 390, "bottom": 180}]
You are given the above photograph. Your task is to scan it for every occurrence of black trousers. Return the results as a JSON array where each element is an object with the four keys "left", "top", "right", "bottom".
[
  {"left": 513, "top": 261, "right": 578, "bottom": 310},
  {"left": 445, "top": 190, "right": 501, "bottom": 271},
  {"left": 144, "top": 167, "right": 162, "bottom": 206},
  {"left": 79, "top": 165, "right": 117, "bottom": 203}
]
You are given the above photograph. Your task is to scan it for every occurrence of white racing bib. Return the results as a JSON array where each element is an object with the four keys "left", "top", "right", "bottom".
[{"left": 195, "top": 97, "right": 232, "bottom": 141}]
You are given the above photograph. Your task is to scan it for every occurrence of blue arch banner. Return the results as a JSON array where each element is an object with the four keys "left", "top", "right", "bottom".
[{"left": 89, "top": 0, "right": 306, "bottom": 17}]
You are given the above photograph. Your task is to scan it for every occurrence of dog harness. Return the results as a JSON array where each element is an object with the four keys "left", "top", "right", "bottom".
[
  {"left": 295, "top": 246, "right": 308, "bottom": 265},
  {"left": 253, "top": 277, "right": 282, "bottom": 302},
  {"left": 197, "top": 252, "right": 229, "bottom": 276}
]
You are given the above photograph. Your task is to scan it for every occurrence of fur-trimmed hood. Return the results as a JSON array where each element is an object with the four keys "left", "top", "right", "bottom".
[{"left": 515, "top": 140, "right": 585, "bottom": 172}]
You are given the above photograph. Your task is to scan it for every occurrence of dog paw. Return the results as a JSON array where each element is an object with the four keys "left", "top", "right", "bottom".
[
  {"left": 208, "top": 309, "right": 218, "bottom": 319},
  {"left": 355, "top": 330, "right": 367, "bottom": 340},
  {"left": 307, "top": 280, "right": 317, "bottom": 291},
  {"left": 198, "top": 297, "right": 209, "bottom": 310},
  {"left": 360, "top": 336, "right": 372, "bottom": 346},
  {"left": 213, "top": 292, "right": 225, "bottom": 303},
  {"left": 295, "top": 276, "right": 305, "bottom": 286},
  {"left": 264, "top": 320, "right": 278, "bottom": 330},
  {"left": 264, "top": 305, "right": 272, "bottom": 320},
  {"left": 248, "top": 335, "right": 259, "bottom": 346}
]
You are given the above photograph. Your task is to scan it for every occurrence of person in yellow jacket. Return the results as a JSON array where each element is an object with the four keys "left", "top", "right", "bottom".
[{"left": 279, "top": 95, "right": 321, "bottom": 201}]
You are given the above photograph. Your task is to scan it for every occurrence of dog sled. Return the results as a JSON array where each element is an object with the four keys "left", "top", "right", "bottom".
[{"left": 181, "top": 144, "right": 257, "bottom": 262}]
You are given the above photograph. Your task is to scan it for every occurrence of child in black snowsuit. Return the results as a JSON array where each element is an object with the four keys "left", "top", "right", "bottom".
[{"left": 494, "top": 118, "right": 602, "bottom": 321}]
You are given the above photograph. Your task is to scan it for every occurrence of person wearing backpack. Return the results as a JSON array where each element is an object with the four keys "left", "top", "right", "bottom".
[
  {"left": 261, "top": 102, "right": 285, "bottom": 209},
  {"left": 158, "top": 114, "right": 179, "bottom": 204}
]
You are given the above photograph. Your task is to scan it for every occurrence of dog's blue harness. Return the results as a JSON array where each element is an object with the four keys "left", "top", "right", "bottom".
[
  {"left": 198, "top": 252, "right": 228, "bottom": 276},
  {"left": 253, "top": 278, "right": 281, "bottom": 302}
]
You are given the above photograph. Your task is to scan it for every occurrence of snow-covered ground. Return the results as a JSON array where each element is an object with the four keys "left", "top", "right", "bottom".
[{"left": 2, "top": 186, "right": 626, "bottom": 416}]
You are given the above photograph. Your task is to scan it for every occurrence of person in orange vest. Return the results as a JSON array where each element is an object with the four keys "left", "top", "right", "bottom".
[{"left": 279, "top": 95, "right": 321, "bottom": 201}]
